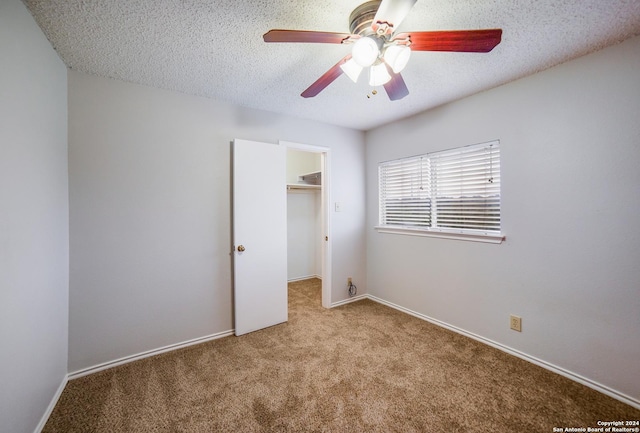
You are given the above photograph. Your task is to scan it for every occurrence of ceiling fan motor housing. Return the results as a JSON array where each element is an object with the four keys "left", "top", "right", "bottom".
[{"left": 349, "top": 0, "right": 383, "bottom": 37}]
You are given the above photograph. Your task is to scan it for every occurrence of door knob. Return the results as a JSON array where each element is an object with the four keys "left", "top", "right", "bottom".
[{"left": 237, "top": 245, "right": 245, "bottom": 252}]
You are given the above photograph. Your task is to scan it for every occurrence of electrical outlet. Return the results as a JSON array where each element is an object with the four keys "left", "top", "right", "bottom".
[{"left": 510, "top": 315, "right": 522, "bottom": 332}]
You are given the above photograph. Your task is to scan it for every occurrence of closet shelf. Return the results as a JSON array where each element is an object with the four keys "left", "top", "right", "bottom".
[
  {"left": 287, "top": 183, "right": 321, "bottom": 190},
  {"left": 287, "top": 170, "right": 321, "bottom": 191},
  {"left": 299, "top": 171, "right": 321, "bottom": 185}
]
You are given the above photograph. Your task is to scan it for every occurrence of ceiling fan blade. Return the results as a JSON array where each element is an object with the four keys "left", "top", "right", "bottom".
[
  {"left": 394, "top": 29, "right": 502, "bottom": 53},
  {"left": 373, "top": 0, "right": 417, "bottom": 33},
  {"left": 301, "top": 55, "right": 351, "bottom": 98},
  {"left": 383, "top": 71, "right": 409, "bottom": 101},
  {"left": 264, "top": 29, "right": 355, "bottom": 44}
]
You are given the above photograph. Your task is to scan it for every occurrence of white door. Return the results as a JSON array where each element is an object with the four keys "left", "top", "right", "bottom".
[{"left": 233, "top": 139, "right": 288, "bottom": 335}]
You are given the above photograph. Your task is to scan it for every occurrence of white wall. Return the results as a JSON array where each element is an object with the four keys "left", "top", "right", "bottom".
[
  {"left": 366, "top": 35, "right": 640, "bottom": 404},
  {"left": 0, "top": 1, "right": 69, "bottom": 432},
  {"left": 68, "top": 71, "right": 366, "bottom": 372},
  {"left": 287, "top": 190, "right": 321, "bottom": 280},
  {"left": 286, "top": 149, "right": 321, "bottom": 184}
]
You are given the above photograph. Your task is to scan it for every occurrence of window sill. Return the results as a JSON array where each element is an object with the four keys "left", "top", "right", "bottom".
[{"left": 375, "top": 226, "right": 505, "bottom": 244}]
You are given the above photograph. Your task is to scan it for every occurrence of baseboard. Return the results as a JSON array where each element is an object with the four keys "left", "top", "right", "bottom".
[
  {"left": 68, "top": 330, "right": 234, "bottom": 380},
  {"left": 367, "top": 294, "right": 640, "bottom": 410},
  {"left": 330, "top": 293, "right": 368, "bottom": 308},
  {"left": 34, "top": 374, "right": 68, "bottom": 433},
  {"left": 288, "top": 274, "right": 321, "bottom": 282}
]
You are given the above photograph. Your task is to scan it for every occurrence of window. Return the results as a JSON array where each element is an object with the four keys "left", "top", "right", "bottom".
[{"left": 377, "top": 141, "right": 503, "bottom": 243}]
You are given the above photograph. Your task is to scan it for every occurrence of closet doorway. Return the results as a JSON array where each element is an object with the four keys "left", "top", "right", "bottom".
[{"left": 282, "top": 141, "right": 331, "bottom": 308}]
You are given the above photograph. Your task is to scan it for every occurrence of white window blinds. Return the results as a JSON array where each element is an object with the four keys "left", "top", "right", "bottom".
[
  {"left": 379, "top": 156, "right": 431, "bottom": 228},
  {"left": 379, "top": 141, "right": 501, "bottom": 236}
]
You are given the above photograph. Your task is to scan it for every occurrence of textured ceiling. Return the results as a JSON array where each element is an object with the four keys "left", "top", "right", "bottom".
[{"left": 22, "top": 0, "right": 640, "bottom": 130}]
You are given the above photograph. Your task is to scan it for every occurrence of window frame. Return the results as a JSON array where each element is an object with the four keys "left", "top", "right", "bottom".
[{"left": 376, "top": 140, "right": 505, "bottom": 244}]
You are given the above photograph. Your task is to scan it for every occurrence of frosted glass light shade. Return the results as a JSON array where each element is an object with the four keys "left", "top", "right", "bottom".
[
  {"left": 352, "top": 37, "right": 380, "bottom": 67},
  {"left": 369, "top": 62, "right": 392, "bottom": 86},
  {"left": 340, "top": 58, "right": 363, "bottom": 83},
  {"left": 384, "top": 45, "right": 411, "bottom": 73}
]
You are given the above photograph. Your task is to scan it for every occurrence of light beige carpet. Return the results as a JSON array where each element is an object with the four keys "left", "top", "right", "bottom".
[{"left": 44, "top": 279, "right": 639, "bottom": 432}]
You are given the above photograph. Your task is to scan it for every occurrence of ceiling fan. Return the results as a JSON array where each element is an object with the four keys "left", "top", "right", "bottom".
[{"left": 263, "top": 0, "right": 502, "bottom": 100}]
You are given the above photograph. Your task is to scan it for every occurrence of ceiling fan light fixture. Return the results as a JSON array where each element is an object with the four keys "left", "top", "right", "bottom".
[
  {"left": 262, "top": 1, "right": 502, "bottom": 100},
  {"left": 384, "top": 44, "right": 411, "bottom": 73},
  {"left": 369, "top": 61, "right": 392, "bottom": 86},
  {"left": 352, "top": 36, "right": 380, "bottom": 67},
  {"left": 340, "top": 58, "right": 363, "bottom": 83}
]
